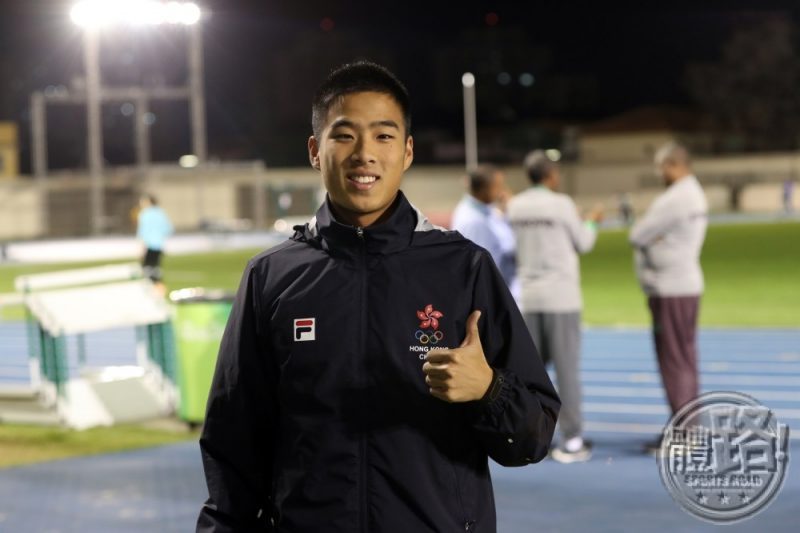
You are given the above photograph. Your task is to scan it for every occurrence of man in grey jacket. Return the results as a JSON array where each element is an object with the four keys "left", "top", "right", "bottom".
[
  {"left": 508, "top": 150, "right": 603, "bottom": 463},
  {"left": 630, "top": 142, "right": 708, "bottom": 453}
]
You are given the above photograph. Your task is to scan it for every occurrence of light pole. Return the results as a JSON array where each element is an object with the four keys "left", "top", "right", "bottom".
[
  {"left": 188, "top": 22, "right": 207, "bottom": 164},
  {"left": 462, "top": 72, "right": 478, "bottom": 173},
  {"left": 84, "top": 28, "right": 104, "bottom": 235},
  {"left": 69, "top": 0, "right": 205, "bottom": 235},
  {"left": 188, "top": 21, "right": 207, "bottom": 223}
]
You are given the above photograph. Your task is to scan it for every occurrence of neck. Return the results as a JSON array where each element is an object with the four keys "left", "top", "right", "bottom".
[
  {"left": 470, "top": 193, "right": 491, "bottom": 205},
  {"left": 668, "top": 172, "right": 692, "bottom": 186},
  {"left": 329, "top": 194, "right": 399, "bottom": 228}
]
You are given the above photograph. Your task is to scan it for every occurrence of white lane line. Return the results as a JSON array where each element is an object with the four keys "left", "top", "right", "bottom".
[
  {"left": 583, "top": 386, "right": 800, "bottom": 403},
  {"left": 585, "top": 402, "right": 668, "bottom": 415},
  {"left": 582, "top": 353, "right": 800, "bottom": 363},
  {"left": 580, "top": 372, "right": 800, "bottom": 387},
  {"left": 584, "top": 421, "right": 669, "bottom": 434},
  {"left": 580, "top": 361, "right": 800, "bottom": 374},
  {"left": 583, "top": 421, "right": 800, "bottom": 441},
  {"left": 583, "top": 402, "right": 800, "bottom": 420}
]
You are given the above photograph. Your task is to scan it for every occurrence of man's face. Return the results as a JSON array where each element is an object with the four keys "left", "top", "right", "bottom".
[
  {"left": 545, "top": 166, "right": 561, "bottom": 191},
  {"left": 656, "top": 161, "right": 676, "bottom": 187},
  {"left": 483, "top": 171, "right": 506, "bottom": 204},
  {"left": 308, "top": 91, "right": 414, "bottom": 226}
]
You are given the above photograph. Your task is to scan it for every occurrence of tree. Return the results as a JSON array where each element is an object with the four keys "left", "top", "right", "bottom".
[{"left": 685, "top": 16, "right": 800, "bottom": 152}]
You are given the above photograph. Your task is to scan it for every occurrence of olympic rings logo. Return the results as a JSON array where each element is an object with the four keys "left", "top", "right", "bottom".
[{"left": 415, "top": 330, "right": 444, "bottom": 345}]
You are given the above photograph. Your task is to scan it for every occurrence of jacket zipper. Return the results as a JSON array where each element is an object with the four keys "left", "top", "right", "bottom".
[{"left": 356, "top": 226, "right": 369, "bottom": 533}]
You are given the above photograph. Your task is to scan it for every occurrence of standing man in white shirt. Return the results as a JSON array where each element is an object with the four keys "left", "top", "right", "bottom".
[
  {"left": 507, "top": 150, "right": 603, "bottom": 463},
  {"left": 629, "top": 142, "right": 708, "bottom": 454},
  {"left": 451, "top": 165, "right": 518, "bottom": 298}
]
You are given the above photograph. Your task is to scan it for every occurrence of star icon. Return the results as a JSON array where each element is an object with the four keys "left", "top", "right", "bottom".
[
  {"left": 739, "top": 492, "right": 751, "bottom": 504},
  {"left": 718, "top": 492, "right": 730, "bottom": 505},
  {"left": 696, "top": 492, "right": 708, "bottom": 504}
]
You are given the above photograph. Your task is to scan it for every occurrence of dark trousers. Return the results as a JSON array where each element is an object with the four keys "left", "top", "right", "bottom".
[
  {"left": 648, "top": 296, "right": 700, "bottom": 414},
  {"left": 142, "top": 248, "right": 163, "bottom": 282}
]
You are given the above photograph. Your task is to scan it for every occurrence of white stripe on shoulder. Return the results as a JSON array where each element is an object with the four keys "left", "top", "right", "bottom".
[
  {"left": 411, "top": 203, "right": 447, "bottom": 232},
  {"left": 306, "top": 215, "right": 318, "bottom": 238}
]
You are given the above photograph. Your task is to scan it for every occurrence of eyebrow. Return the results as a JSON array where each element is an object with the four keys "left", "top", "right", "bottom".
[{"left": 329, "top": 119, "right": 401, "bottom": 131}]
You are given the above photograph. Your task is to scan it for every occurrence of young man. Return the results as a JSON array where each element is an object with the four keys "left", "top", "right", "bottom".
[
  {"left": 136, "top": 194, "right": 173, "bottom": 286},
  {"left": 451, "top": 164, "right": 518, "bottom": 298},
  {"left": 507, "top": 150, "right": 603, "bottom": 463},
  {"left": 197, "top": 62, "right": 559, "bottom": 532},
  {"left": 630, "top": 142, "right": 707, "bottom": 454}
]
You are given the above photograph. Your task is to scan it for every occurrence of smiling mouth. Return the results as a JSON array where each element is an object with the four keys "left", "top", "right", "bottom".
[{"left": 347, "top": 174, "right": 380, "bottom": 191}]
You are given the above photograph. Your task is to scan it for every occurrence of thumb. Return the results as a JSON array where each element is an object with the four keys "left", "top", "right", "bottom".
[{"left": 460, "top": 310, "right": 482, "bottom": 348}]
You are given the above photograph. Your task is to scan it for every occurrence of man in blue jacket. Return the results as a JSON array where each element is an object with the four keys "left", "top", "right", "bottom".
[
  {"left": 136, "top": 193, "right": 173, "bottom": 285},
  {"left": 197, "top": 61, "right": 560, "bottom": 532},
  {"left": 451, "top": 164, "right": 519, "bottom": 302}
]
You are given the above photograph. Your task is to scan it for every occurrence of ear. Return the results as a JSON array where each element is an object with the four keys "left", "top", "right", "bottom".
[
  {"left": 308, "top": 136, "right": 321, "bottom": 170},
  {"left": 403, "top": 135, "right": 414, "bottom": 171}
]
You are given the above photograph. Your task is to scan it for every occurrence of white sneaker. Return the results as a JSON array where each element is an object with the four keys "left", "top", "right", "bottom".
[{"left": 550, "top": 440, "right": 593, "bottom": 464}]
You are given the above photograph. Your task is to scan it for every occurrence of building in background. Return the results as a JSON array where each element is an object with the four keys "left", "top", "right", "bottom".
[{"left": 577, "top": 106, "right": 712, "bottom": 167}]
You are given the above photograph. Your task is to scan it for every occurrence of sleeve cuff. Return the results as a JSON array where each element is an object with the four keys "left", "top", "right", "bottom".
[{"left": 479, "top": 368, "right": 505, "bottom": 407}]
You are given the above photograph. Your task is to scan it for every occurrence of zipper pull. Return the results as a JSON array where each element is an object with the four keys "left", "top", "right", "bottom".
[{"left": 356, "top": 226, "right": 364, "bottom": 239}]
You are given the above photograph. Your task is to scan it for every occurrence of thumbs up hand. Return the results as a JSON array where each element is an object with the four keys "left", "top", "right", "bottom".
[{"left": 422, "top": 310, "right": 494, "bottom": 403}]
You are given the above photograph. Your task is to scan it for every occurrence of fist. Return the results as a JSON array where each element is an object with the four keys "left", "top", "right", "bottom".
[{"left": 421, "top": 310, "right": 493, "bottom": 403}]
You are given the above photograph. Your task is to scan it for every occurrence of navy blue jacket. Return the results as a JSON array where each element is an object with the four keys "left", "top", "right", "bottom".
[{"left": 197, "top": 191, "right": 560, "bottom": 532}]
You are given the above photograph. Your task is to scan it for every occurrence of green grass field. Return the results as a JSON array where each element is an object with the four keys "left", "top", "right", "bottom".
[
  {"left": 1, "top": 221, "right": 798, "bottom": 326},
  {"left": 0, "top": 423, "right": 199, "bottom": 469},
  {"left": 582, "top": 222, "right": 800, "bottom": 327},
  {"left": 0, "top": 221, "right": 797, "bottom": 467}
]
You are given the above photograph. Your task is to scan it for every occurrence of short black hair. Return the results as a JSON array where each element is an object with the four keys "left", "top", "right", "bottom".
[
  {"left": 311, "top": 60, "right": 411, "bottom": 139},
  {"left": 523, "top": 150, "right": 557, "bottom": 184},
  {"left": 141, "top": 193, "right": 158, "bottom": 206},
  {"left": 468, "top": 164, "right": 500, "bottom": 195}
]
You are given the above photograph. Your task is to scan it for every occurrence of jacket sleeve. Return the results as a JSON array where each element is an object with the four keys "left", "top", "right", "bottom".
[
  {"left": 564, "top": 198, "right": 597, "bottom": 254},
  {"left": 468, "top": 251, "right": 561, "bottom": 466},
  {"left": 629, "top": 197, "right": 678, "bottom": 248},
  {"left": 197, "top": 261, "right": 277, "bottom": 532}
]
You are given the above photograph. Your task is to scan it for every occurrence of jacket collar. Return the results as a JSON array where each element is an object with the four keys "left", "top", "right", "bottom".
[
  {"left": 462, "top": 194, "right": 492, "bottom": 216},
  {"left": 303, "top": 191, "right": 420, "bottom": 255}
]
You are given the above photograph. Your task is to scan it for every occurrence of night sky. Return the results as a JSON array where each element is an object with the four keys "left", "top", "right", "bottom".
[{"left": 1, "top": 1, "right": 798, "bottom": 171}]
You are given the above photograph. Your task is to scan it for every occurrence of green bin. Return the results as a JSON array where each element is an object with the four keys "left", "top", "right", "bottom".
[{"left": 170, "top": 288, "right": 234, "bottom": 425}]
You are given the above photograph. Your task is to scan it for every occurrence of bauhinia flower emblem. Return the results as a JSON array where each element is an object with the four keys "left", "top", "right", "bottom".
[
  {"left": 417, "top": 304, "right": 444, "bottom": 330},
  {"left": 415, "top": 304, "right": 445, "bottom": 346}
]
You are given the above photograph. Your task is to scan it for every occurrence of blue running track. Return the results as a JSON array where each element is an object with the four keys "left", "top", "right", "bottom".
[{"left": 0, "top": 324, "right": 798, "bottom": 532}]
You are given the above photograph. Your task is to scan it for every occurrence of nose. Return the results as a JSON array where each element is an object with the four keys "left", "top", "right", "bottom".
[{"left": 350, "top": 136, "right": 377, "bottom": 166}]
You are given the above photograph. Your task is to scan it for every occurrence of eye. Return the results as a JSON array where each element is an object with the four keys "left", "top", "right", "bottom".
[
  {"left": 377, "top": 133, "right": 395, "bottom": 141},
  {"left": 331, "top": 132, "right": 354, "bottom": 141}
]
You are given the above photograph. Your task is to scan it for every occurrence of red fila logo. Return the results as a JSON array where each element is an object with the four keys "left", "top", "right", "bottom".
[{"left": 294, "top": 318, "right": 316, "bottom": 342}]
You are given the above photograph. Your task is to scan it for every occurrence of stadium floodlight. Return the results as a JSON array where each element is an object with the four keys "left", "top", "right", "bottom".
[
  {"left": 67, "top": 0, "right": 207, "bottom": 235},
  {"left": 70, "top": 1, "right": 202, "bottom": 28}
]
